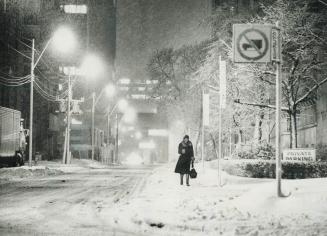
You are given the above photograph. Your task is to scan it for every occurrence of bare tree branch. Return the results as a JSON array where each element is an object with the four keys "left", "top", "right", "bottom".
[
  {"left": 295, "top": 77, "right": 327, "bottom": 105},
  {"left": 234, "top": 99, "right": 290, "bottom": 112}
]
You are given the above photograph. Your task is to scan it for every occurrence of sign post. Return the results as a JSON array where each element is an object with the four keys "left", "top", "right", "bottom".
[
  {"left": 233, "top": 23, "right": 289, "bottom": 197},
  {"left": 275, "top": 21, "right": 284, "bottom": 197}
]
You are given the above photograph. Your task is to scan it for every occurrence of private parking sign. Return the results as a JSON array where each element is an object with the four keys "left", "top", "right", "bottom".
[{"left": 233, "top": 24, "right": 272, "bottom": 63}]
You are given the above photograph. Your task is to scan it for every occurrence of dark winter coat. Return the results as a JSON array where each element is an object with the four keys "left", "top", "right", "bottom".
[{"left": 174, "top": 141, "right": 194, "bottom": 174}]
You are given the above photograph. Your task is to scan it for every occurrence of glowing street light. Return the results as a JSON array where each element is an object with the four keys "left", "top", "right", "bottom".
[
  {"left": 135, "top": 131, "right": 142, "bottom": 140},
  {"left": 80, "top": 54, "right": 105, "bottom": 79},
  {"left": 52, "top": 26, "right": 76, "bottom": 53},
  {"left": 117, "top": 99, "right": 128, "bottom": 112},
  {"left": 122, "top": 107, "right": 136, "bottom": 124},
  {"left": 105, "top": 83, "right": 116, "bottom": 97}
]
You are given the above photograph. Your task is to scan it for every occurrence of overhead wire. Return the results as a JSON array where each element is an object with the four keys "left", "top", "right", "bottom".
[
  {"left": 35, "top": 77, "right": 68, "bottom": 97},
  {"left": 35, "top": 67, "right": 68, "bottom": 87},
  {"left": 0, "top": 71, "right": 30, "bottom": 79},
  {"left": 34, "top": 79, "right": 68, "bottom": 101},
  {"left": 34, "top": 48, "right": 69, "bottom": 79},
  {"left": 0, "top": 80, "right": 30, "bottom": 86},
  {"left": 0, "top": 75, "right": 30, "bottom": 86}
]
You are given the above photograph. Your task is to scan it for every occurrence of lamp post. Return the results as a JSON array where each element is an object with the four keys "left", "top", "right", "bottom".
[
  {"left": 29, "top": 27, "right": 76, "bottom": 166},
  {"left": 80, "top": 54, "right": 107, "bottom": 161},
  {"left": 105, "top": 98, "right": 129, "bottom": 164},
  {"left": 89, "top": 84, "right": 116, "bottom": 161}
]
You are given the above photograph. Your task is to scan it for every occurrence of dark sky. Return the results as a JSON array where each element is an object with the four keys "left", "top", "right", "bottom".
[{"left": 116, "top": 0, "right": 211, "bottom": 82}]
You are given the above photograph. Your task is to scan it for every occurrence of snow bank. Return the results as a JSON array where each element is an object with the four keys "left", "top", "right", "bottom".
[
  {"left": 0, "top": 166, "right": 63, "bottom": 179},
  {"left": 106, "top": 162, "right": 327, "bottom": 236}
]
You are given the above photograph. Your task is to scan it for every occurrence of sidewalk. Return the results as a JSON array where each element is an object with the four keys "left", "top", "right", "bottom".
[{"left": 107, "top": 162, "right": 327, "bottom": 236}]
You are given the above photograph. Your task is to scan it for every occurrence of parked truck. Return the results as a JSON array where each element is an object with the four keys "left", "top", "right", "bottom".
[{"left": 0, "top": 106, "right": 27, "bottom": 167}]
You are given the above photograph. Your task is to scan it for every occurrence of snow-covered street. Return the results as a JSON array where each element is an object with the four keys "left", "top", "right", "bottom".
[
  {"left": 1, "top": 160, "right": 327, "bottom": 236},
  {"left": 0, "top": 160, "right": 155, "bottom": 236}
]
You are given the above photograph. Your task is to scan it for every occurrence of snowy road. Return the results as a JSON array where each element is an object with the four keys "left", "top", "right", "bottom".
[
  {"left": 0, "top": 164, "right": 154, "bottom": 236},
  {"left": 1, "top": 161, "right": 327, "bottom": 236}
]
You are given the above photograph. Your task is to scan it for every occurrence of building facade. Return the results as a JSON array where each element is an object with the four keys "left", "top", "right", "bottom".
[{"left": 0, "top": 0, "right": 116, "bottom": 160}]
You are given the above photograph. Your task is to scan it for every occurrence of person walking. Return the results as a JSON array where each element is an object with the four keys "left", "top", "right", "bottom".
[{"left": 174, "top": 135, "right": 195, "bottom": 186}]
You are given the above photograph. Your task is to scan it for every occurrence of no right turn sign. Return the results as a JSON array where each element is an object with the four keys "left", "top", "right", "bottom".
[{"left": 233, "top": 24, "right": 272, "bottom": 63}]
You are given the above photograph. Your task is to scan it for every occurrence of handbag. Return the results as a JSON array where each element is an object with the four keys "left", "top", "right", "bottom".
[{"left": 189, "top": 161, "right": 197, "bottom": 179}]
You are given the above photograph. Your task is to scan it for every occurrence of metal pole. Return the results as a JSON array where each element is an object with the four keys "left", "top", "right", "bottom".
[
  {"left": 107, "top": 114, "right": 111, "bottom": 145},
  {"left": 29, "top": 39, "right": 35, "bottom": 167},
  {"left": 275, "top": 21, "right": 283, "bottom": 197},
  {"left": 218, "top": 56, "right": 223, "bottom": 186},
  {"left": 67, "top": 74, "right": 72, "bottom": 164},
  {"left": 108, "top": 115, "right": 112, "bottom": 165},
  {"left": 115, "top": 112, "right": 119, "bottom": 164},
  {"left": 229, "top": 128, "right": 232, "bottom": 158},
  {"left": 201, "top": 89, "right": 205, "bottom": 171},
  {"left": 91, "top": 92, "right": 95, "bottom": 161},
  {"left": 62, "top": 127, "right": 67, "bottom": 164}
]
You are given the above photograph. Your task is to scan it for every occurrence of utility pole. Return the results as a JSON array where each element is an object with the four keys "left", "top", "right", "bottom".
[
  {"left": 67, "top": 74, "right": 72, "bottom": 164},
  {"left": 91, "top": 92, "right": 95, "bottom": 161},
  {"left": 29, "top": 39, "right": 35, "bottom": 167}
]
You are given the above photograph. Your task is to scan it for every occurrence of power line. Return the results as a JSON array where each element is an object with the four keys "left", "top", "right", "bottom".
[
  {"left": 0, "top": 75, "right": 30, "bottom": 86},
  {"left": 35, "top": 67, "right": 68, "bottom": 86}
]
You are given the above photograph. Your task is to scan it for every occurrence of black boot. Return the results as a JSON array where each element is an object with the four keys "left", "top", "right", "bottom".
[
  {"left": 186, "top": 174, "right": 190, "bottom": 186},
  {"left": 180, "top": 174, "right": 184, "bottom": 185}
]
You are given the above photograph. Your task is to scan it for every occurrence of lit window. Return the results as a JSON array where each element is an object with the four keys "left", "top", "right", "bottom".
[
  {"left": 138, "top": 87, "right": 146, "bottom": 91},
  {"left": 59, "top": 66, "right": 82, "bottom": 76},
  {"left": 146, "top": 80, "right": 158, "bottom": 85},
  {"left": 61, "top": 4, "right": 87, "bottom": 14}
]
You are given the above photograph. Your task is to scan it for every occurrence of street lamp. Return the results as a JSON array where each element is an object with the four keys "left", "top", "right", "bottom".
[
  {"left": 122, "top": 107, "right": 136, "bottom": 124},
  {"left": 52, "top": 27, "right": 76, "bottom": 54},
  {"left": 105, "top": 83, "right": 116, "bottom": 97},
  {"left": 29, "top": 26, "right": 76, "bottom": 166},
  {"left": 117, "top": 99, "right": 128, "bottom": 112},
  {"left": 105, "top": 98, "right": 129, "bottom": 164},
  {"left": 80, "top": 54, "right": 105, "bottom": 79},
  {"left": 79, "top": 54, "right": 109, "bottom": 161},
  {"left": 90, "top": 84, "right": 116, "bottom": 161}
]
